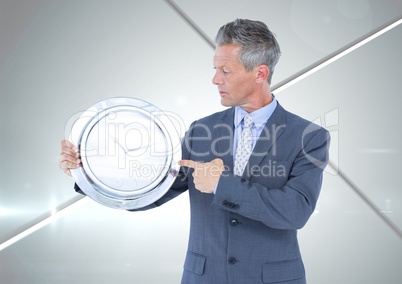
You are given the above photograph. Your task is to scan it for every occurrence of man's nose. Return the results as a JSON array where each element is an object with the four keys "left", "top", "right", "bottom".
[{"left": 212, "top": 71, "right": 223, "bottom": 85}]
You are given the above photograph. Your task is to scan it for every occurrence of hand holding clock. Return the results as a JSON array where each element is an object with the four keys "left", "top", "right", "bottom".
[{"left": 59, "top": 140, "right": 81, "bottom": 176}]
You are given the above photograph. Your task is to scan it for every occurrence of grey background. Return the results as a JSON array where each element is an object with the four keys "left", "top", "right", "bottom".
[{"left": 0, "top": 0, "right": 401, "bottom": 283}]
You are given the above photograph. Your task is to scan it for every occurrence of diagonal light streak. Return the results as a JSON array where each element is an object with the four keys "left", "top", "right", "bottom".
[
  {"left": 272, "top": 16, "right": 402, "bottom": 93},
  {"left": 164, "top": 0, "right": 216, "bottom": 49},
  {"left": 328, "top": 161, "right": 402, "bottom": 239},
  {"left": 0, "top": 196, "right": 88, "bottom": 251}
]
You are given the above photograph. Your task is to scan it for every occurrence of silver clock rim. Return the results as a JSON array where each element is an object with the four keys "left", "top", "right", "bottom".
[{"left": 69, "top": 97, "right": 182, "bottom": 210}]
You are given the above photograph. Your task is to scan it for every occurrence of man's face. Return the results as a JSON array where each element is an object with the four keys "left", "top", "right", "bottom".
[{"left": 212, "top": 44, "right": 257, "bottom": 108}]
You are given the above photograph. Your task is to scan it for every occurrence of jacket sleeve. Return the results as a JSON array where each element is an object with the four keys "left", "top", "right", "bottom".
[{"left": 212, "top": 127, "right": 330, "bottom": 230}]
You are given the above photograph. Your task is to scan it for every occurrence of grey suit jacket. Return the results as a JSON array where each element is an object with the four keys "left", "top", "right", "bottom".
[{"left": 149, "top": 102, "right": 330, "bottom": 284}]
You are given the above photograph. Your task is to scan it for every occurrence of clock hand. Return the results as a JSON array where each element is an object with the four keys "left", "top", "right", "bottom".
[
  {"left": 110, "top": 134, "right": 156, "bottom": 154},
  {"left": 110, "top": 135, "right": 129, "bottom": 154},
  {"left": 125, "top": 144, "right": 150, "bottom": 153}
]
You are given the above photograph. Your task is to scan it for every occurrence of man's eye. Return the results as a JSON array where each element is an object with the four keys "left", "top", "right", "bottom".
[{"left": 223, "top": 70, "right": 229, "bottom": 74}]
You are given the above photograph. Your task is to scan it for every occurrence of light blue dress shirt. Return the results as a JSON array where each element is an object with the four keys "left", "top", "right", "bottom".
[
  {"left": 213, "top": 95, "right": 277, "bottom": 194},
  {"left": 233, "top": 96, "right": 278, "bottom": 165}
]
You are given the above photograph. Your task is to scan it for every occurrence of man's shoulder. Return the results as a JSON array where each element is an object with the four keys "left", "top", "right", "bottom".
[{"left": 278, "top": 102, "right": 329, "bottom": 136}]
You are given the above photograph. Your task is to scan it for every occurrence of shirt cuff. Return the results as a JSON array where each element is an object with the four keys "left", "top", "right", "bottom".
[{"left": 213, "top": 179, "right": 220, "bottom": 194}]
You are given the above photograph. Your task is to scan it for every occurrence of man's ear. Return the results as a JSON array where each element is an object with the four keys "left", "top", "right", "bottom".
[{"left": 255, "top": 65, "right": 269, "bottom": 83}]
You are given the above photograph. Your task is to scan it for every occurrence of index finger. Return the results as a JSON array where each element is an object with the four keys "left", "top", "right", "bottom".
[{"left": 178, "top": 159, "right": 197, "bottom": 169}]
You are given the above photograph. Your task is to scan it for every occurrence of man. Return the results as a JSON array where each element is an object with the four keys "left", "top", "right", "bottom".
[{"left": 60, "top": 19, "right": 330, "bottom": 284}]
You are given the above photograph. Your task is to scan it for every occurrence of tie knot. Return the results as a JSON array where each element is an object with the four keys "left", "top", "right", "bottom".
[{"left": 243, "top": 115, "right": 253, "bottom": 129}]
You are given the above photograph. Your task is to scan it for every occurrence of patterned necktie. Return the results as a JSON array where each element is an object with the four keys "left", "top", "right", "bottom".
[{"left": 234, "top": 114, "right": 253, "bottom": 176}]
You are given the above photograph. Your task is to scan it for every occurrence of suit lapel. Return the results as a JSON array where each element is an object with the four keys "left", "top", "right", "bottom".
[
  {"left": 242, "top": 103, "right": 287, "bottom": 180},
  {"left": 215, "top": 108, "right": 235, "bottom": 171}
]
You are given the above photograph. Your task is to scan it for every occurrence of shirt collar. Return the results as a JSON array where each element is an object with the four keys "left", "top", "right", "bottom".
[{"left": 234, "top": 95, "right": 278, "bottom": 129}]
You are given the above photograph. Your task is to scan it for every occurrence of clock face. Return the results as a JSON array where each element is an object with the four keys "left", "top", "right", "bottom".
[{"left": 69, "top": 98, "right": 182, "bottom": 210}]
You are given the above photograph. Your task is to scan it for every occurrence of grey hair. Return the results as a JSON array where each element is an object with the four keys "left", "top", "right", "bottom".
[{"left": 215, "top": 19, "right": 281, "bottom": 84}]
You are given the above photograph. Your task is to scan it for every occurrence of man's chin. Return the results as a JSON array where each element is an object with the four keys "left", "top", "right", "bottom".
[{"left": 220, "top": 98, "right": 234, "bottom": 107}]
